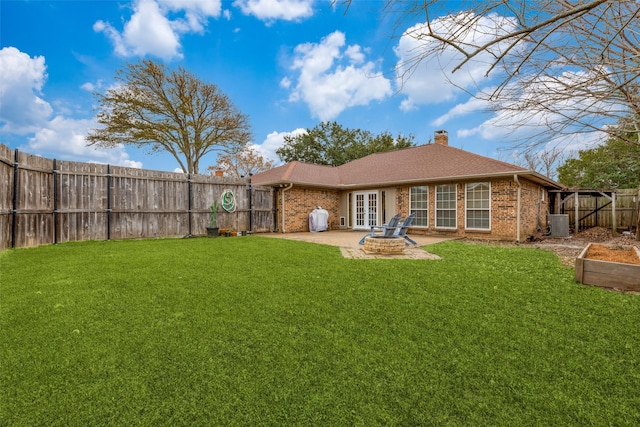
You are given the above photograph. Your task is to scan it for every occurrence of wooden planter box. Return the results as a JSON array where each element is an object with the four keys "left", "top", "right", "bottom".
[{"left": 575, "top": 243, "right": 640, "bottom": 291}]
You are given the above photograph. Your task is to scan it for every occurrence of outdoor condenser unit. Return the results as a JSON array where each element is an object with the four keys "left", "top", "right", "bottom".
[{"left": 548, "top": 214, "right": 570, "bottom": 237}]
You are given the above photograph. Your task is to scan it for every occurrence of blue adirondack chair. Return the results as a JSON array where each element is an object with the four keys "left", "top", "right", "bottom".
[
  {"left": 358, "top": 213, "right": 402, "bottom": 244},
  {"left": 392, "top": 213, "right": 417, "bottom": 245}
]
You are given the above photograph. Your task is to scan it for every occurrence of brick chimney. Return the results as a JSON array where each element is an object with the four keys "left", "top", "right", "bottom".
[{"left": 434, "top": 130, "right": 448, "bottom": 146}]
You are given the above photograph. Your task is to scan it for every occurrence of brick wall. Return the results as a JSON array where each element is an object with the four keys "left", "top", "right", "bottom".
[
  {"left": 395, "top": 187, "right": 409, "bottom": 216},
  {"left": 393, "top": 177, "right": 549, "bottom": 241},
  {"left": 276, "top": 178, "right": 550, "bottom": 240},
  {"left": 276, "top": 187, "right": 340, "bottom": 233},
  {"left": 490, "top": 179, "right": 518, "bottom": 240},
  {"left": 519, "top": 179, "right": 550, "bottom": 237}
]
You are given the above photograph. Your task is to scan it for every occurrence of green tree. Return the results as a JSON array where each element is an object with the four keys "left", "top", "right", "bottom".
[
  {"left": 87, "top": 59, "right": 252, "bottom": 174},
  {"left": 558, "top": 136, "right": 640, "bottom": 188},
  {"left": 276, "top": 121, "right": 415, "bottom": 166}
]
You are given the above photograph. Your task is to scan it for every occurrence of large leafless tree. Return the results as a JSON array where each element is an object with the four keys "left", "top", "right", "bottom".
[
  {"left": 338, "top": 1, "right": 640, "bottom": 149},
  {"left": 513, "top": 147, "right": 567, "bottom": 180},
  {"left": 207, "top": 145, "right": 275, "bottom": 178},
  {"left": 87, "top": 59, "right": 252, "bottom": 174}
]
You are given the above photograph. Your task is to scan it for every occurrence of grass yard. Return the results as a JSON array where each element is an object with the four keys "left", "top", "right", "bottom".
[{"left": 1, "top": 237, "right": 639, "bottom": 426}]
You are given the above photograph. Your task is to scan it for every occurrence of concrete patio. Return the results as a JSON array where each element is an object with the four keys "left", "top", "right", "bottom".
[{"left": 258, "top": 230, "right": 451, "bottom": 259}]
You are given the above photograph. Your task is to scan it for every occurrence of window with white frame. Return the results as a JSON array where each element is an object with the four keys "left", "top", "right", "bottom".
[
  {"left": 410, "top": 186, "right": 429, "bottom": 227},
  {"left": 466, "top": 182, "right": 490, "bottom": 230},
  {"left": 436, "top": 184, "right": 457, "bottom": 228}
]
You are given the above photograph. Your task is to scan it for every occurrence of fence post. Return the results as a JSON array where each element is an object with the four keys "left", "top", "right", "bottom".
[
  {"left": 107, "top": 164, "right": 111, "bottom": 240},
  {"left": 637, "top": 186, "right": 640, "bottom": 240},
  {"left": 187, "top": 174, "right": 192, "bottom": 236},
  {"left": 612, "top": 191, "right": 617, "bottom": 235},
  {"left": 248, "top": 176, "right": 253, "bottom": 232},
  {"left": 11, "top": 149, "right": 18, "bottom": 248},
  {"left": 53, "top": 159, "right": 58, "bottom": 244},
  {"left": 574, "top": 191, "right": 579, "bottom": 233}
]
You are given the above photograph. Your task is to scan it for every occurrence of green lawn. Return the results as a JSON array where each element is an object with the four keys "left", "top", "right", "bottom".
[{"left": 1, "top": 237, "right": 639, "bottom": 426}]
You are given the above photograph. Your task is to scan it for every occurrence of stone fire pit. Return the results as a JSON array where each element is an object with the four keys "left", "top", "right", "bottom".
[{"left": 363, "top": 235, "right": 405, "bottom": 255}]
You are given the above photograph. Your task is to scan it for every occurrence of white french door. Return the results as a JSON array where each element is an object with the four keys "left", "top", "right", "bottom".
[{"left": 354, "top": 191, "right": 378, "bottom": 230}]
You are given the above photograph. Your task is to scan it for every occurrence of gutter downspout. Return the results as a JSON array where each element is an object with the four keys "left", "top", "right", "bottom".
[
  {"left": 514, "top": 174, "right": 521, "bottom": 243},
  {"left": 281, "top": 183, "right": 293, "bottom": 233}
]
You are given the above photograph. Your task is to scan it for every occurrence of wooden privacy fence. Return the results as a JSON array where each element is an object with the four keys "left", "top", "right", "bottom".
[
  {"left": 0, "top": 144, "right": 274, "bottom": 251},
  {"left": 557, "top": 188, "right": 639, "bottom": 233}
]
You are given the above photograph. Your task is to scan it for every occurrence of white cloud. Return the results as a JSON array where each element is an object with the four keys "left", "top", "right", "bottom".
[
  {"left": 401, "top": 12, "right": 614, "bottom": 155},
  {"left": 253, "top": 128, "right": 306, "bottom": 163},
  {"left": 286, "top": 31, "right": 392, "bottom": 121},
  {"left": 93, "top": 20, "right": 129, "bottom": 57},
  {"left": 26, "top": 115, "right": 143, "bottom": 168},
  {"left": 455, "top": 103, "right": 606, "bottom": 156},
  {"left": 125, "top": 0, "right": 181, "bottom": 58},
  {"left": 344, "top": 44, "right": 365, "bottom": 64},
  {"left": 159, "top": 0, "right": 222, "bottom": 33},
  {"left": 95, "top": 0, "right": 180, "bottom": 59},
  {"left": 454, "top": 69, "right": 618, "bottom": 153},
  {"left": 432, "top": 95, "right": 490, "bottom": 127},
  {"left": 0, "top": 47, "right": 53, "bottom": 134},
  {"left": 279, "top": 76, "right": 292, "bottom": 89},
  {"left": 80, "top": 82, "right": 95, "bottom": 92},
  {"left": 394, "top": 12, "right": 518, "bottom": 110},
  {"left": 95, "top": 0, "right": 222, "bottom": 60},
  {"left": 0, "top": 47, "right": 142, "bottom": 168},
  {"left": 233, "top": 0, "right": 314, "bottom": 22}
]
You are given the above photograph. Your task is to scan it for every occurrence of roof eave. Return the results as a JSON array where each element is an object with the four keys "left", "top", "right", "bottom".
[
  {"left": 256, "top": 170, "right": 563, "bottom": 190},
  {"left": 339, "top": 171, "right": 562, "bottom": 189},
  {"left": 254, "top": 180, "right": 339, "bottom": 190},
  {"left": 519, "top": 171, "right": 563, "bottom": 189}
]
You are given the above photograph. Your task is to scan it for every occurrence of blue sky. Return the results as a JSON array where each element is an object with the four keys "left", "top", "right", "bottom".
[{"left": 0, "top": 0, "right": 600, "bottom": 173}]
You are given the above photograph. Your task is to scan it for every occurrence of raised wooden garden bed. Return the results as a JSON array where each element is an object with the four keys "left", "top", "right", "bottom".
[{"left": 575, "top": 243, "right": 640, "bottom": 292}]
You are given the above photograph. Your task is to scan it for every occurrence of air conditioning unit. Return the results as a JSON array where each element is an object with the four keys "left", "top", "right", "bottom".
[{"left": 548, "top": 214, "right": 569, "bottom": 237}]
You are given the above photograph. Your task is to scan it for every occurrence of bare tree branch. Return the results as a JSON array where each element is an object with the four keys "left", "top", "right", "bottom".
[{"left": 339, "top": 0, "right": 640, "bottom": 150}]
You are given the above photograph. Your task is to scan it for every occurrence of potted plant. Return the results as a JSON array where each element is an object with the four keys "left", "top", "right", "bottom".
[{"left": 206, "top": 201, "right": 219, "bottom": 237}]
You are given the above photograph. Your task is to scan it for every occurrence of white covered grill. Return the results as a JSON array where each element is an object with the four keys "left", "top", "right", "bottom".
[{"left": 309, "top": 207, "right": 329, "bottom": 232}]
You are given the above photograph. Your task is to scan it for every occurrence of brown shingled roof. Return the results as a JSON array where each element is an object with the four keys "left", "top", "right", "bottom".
[
  {"left": 252, "top": 161, "right": 340, "bottom": 187},
  {"left": 252, "top": 143, "right": 560, "bottom": 189}
]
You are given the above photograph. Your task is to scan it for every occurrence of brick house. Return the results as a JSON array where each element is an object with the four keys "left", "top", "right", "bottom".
[{"left": 251, "top": 131, "right": 563, "bottom": 242}]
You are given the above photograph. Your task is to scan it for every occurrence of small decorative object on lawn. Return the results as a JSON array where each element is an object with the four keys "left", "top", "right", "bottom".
[{"left": 206, "top": 201, "right": 219, "bottom": 237}]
